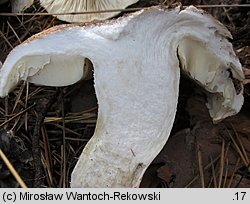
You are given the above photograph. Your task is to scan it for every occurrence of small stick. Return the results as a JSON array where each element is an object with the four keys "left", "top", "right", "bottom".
[
  {"left": 32, "top": 90, "right": 59, "bottom": 187},
  {"left": 0, "top": 4, "right": 249, "bottom": 16}
]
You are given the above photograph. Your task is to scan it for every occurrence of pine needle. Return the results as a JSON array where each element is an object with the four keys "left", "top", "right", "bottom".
[
  {"left": 218, "top": 140, "right": 225, "bottom": 188},
  {"left": 0, "top": 148, "right": 27, "bottom": 188},
  {"left": 210, "top": 156, "right": 217, "bottom": 188},
  {"left": 197, "top": 146, "right": 205, "bottom": 188}
]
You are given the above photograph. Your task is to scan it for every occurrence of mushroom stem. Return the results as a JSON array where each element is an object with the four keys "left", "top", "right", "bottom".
[{"left": 71, "top": 31, "right": 180, "bottom": 187}]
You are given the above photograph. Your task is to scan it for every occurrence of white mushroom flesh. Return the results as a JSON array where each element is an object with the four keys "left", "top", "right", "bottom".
[
  {"left": 0, "top": 53, "right": 88, "bottom": 89},
  {"left": 0, "top": 6, "right": 244, "bottom": 187}
]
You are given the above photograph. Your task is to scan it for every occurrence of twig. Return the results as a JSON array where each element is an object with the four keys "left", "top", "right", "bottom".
[
  {"left": 44, "top": 113, "right": 97, "bottom": 123},
  {"left": 32, "top": 90, "right": 59, "bottom": 187},
  {"left": 0, "top": 4, "right": 249, "bottom": 16}
]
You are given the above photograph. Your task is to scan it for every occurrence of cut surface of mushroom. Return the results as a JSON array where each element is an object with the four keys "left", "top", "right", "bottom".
[
  {"left": 0, "top": 6, "right": 244, "bottom": 187},
  {"left": 0, "top": 53, "right": 89, "bottom": 89},
  {"left": 40, "top": 0, "right": 139, "bottom": 22}
]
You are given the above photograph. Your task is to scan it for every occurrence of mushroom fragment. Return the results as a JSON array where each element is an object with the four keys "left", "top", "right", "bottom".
[
  {"left": 9, "top": 0, "right": 139, "bottom": 22},
  {"left": 40, "top": 0, "right": 139, "bottom": 23},
  {"left": 0, "top": 6, "right": 244, "bottom": 187},
  {"left": 11, "top": 0, "right": 34, "bottom": 13}
]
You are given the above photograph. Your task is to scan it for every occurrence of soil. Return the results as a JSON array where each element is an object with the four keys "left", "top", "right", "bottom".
[{"left": 0, "top": 0, "right": 249, "bottom": 188}]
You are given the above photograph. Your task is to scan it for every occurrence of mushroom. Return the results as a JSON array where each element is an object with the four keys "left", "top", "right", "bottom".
[
  {"left": 40, "top": 0, "right": 139, "bottom": 23},
  {"left": 11, "top": 0, "right": 34, "bottom": 13},
  {"left": 8, "top": 0, "right": 139, "bottom": 22},
  {"left": 0, "top": 6, "right": 244, "bottom": 187}
]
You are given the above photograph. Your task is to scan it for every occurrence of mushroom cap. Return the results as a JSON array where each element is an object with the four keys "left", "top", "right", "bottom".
[
  {"left": 11, "top": 0, "right": 34, "bottom": 13},
  {"left": 40, "top": 0, "right": 139, "bottom": 23}
]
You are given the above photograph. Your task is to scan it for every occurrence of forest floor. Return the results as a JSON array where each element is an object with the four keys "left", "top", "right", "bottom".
[{"left": 0, "top": 0, "right": 249, "bottom": 187}]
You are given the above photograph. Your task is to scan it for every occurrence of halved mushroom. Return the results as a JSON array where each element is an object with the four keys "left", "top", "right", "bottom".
[{"left": 0, "top": 6, "right": 244, "bottom": 187}]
